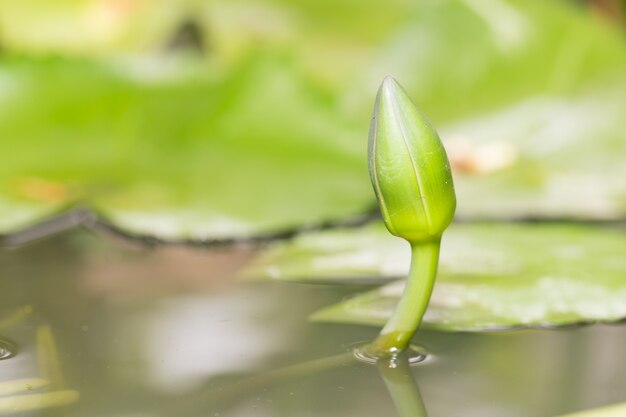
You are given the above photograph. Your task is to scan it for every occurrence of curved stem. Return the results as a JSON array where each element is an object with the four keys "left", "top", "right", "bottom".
[{"left": 370, "top": 238, "right": 441, "bottom": 356}]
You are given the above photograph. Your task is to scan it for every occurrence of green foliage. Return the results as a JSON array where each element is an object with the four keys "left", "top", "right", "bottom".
[
  {"left": 554, "top": 402, "right": 626, "bottom": 417},
  {"left": 0, "top": 54, "right": 371, "bottom": 238},
  {"left": 244, "top": 222, "right": 626, "bottom": 331},
  {"left": 1, "top": 1, "right": 625, "bottom": 240}
]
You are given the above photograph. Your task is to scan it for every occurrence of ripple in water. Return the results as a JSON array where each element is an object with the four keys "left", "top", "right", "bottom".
[
  {"left": 0, "top": 338, "right": 17, "bottom": 360},
  {"left": 352, "top": 343, "right": 430, "bottom": 366}
]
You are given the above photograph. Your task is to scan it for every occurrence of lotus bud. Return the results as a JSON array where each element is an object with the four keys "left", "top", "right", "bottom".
[
  {"left": 365, "top": 77, "right": 457, "bottom": 357},
  {"left": 368, "top": 77, "right": 456, "bottom": 242}
]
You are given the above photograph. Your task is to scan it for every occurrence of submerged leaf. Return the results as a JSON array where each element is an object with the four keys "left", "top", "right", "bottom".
[
  {"left": 36, "top": 326, "right": 65, "bottom": 389},
  {"left": 245, "top": 223, "right": 626, "bottom": 331},
  {"left": 0, "top": 390, "right": 79, "bottom": 415},
  {"left": 0, "top": 379, "right": 49, "bottom": 396}
]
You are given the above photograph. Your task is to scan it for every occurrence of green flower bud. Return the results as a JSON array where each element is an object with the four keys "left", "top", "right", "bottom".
[
  {"left": 368, "top": 77, "right": 456, "bottom": 243},
  {"left": 365, "top": 77, "right": 457, "bottom": 357}
]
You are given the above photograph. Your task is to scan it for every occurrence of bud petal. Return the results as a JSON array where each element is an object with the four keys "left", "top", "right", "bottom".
[{"left": 368, "top": 77, "right": 456, "bottom": 242}]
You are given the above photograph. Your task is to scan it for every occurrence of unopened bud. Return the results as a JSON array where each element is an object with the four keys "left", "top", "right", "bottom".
[{"left": 368, "top": 77, "right": 456, "bottom": 242}]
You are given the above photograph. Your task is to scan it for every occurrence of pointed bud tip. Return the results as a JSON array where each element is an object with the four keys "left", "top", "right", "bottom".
[
  {"left": 381, "top": 75, "right": 397, "bottom": 85},
  {"left": 377, "top": 76, "right": 416, "bottom": 116},
  {"left": 380, "top": 76, "right": 402, "bottom": 96}
]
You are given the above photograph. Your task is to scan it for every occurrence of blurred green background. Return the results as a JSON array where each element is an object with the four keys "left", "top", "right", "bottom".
[
  {"left": 1, "top": 4, "right": 626, "bottom": 416},
  {"left": 0, "top": 0, "right": 625, "bottom": 240}
]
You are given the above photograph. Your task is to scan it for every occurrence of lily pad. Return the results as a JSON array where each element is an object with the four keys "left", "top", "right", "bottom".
[
  {"left": 362, "top": 0, "right": 626, "bottom": 220},
  {"left": 2, "top": 0, "right": 626, "bottom": 241},
  {"left": 554, "top": 403, "right": 626, "bottom": 417},
  {"left": 0, "top": 54, "right": 371, "bottom": 240},
  {"left": 244, "top": 223, "right": 626, "bottom": 331}
]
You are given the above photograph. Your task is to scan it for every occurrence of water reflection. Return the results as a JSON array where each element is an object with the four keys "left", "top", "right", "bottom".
[
  {"left": 0, "top": 339, "right": 16, "bottom": 361},
  {"left": 0, "top": 306, "right": 34, "bottom": 361},
  {"left": 163, "top": 352, "right": 356, "bottom": 416},
  {"left": 0, "top": 306, "right": 33, "bottom": 333},
  {"left": 165, "top": 350, "right": 431, "bottom": 417},
  {"left": 143, "top": 293, "right": 294, "bottom": 392},
  {"left": 1, "top": 231, "right": 625, "bottom": 416},
  {"left": 378, "top": 354, "right": 428, "bottom": 417}
]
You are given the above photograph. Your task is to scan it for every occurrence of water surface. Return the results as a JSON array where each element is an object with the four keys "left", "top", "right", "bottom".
[{"left": 1, "top": 231, "right": 624, "bottom": 417}]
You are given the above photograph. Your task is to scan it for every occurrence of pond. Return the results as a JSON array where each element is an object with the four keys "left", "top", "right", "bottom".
[{"left": 1, "top": 230, "right": 625, "bottom": 417}]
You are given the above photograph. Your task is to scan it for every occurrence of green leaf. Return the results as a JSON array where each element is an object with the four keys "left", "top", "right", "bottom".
[
  {"left": 355, "top": 0, "right": 626, "bottom": 220},
  {"left": 357, "top": 0, "right": 626, "bottom": 122},
  {"left": 244, "top": 223, "right": 626, "bottom": 331},
  {"left": 2, "top": 0, "right": 626, "bottom": 240},
  {"left": 0, "top": 54, "right": 371, "bottom": 239},
  {"left": 554, "top": 403, "right": 626, "bottom": 417},
  {"left": 443, "top": 92, "right": 626, "bottom": 220}
]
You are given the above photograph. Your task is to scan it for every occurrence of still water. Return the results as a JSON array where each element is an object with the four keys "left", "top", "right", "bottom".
[{"left": 1, "top": 230, "right": 625, "bottom": 417}]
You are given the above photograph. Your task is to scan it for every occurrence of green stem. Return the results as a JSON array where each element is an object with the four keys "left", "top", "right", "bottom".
[{"left": 370, "top": 238, "right": 441, "bottom": 356}]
